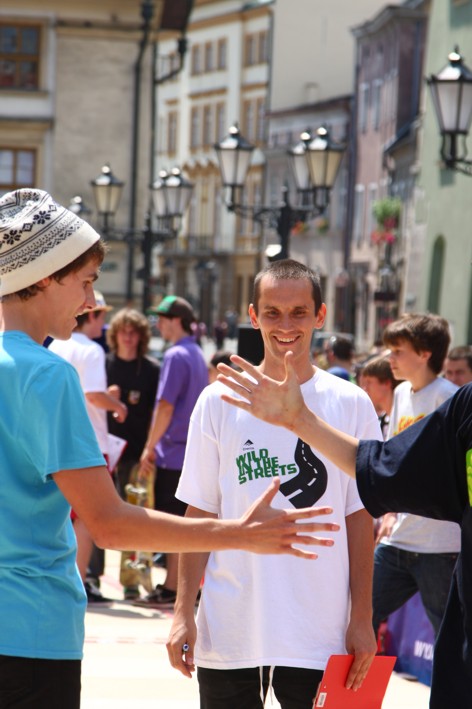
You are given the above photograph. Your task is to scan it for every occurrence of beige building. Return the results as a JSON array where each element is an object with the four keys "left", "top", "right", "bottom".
[
  {"left": 0, "top": 0, "right": 189, "bottom": 307},
  {"left": 155, "top": 0, "right": 272, "bottom": 326}
]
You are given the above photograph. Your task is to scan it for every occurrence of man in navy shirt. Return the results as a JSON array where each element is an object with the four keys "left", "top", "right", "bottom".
[{"left": 217, "top": 351, "right": 472, "bottom": 709}]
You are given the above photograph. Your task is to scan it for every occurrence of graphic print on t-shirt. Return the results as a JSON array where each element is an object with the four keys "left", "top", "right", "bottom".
[
  {"left": 280, "top": 438, "right": 328, "bottom": 507},
  {"left": 236, "top": 438, "right": 327, "bottom": 508}
]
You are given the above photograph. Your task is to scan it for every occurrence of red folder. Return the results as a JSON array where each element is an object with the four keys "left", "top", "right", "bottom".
[{"left": 313, "top": 655, "right": 396, "bottom": 708}]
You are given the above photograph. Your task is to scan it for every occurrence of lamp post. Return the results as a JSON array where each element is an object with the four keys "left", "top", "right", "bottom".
[
  {"left": 90, "top": 163, "right": 193, "bottom": 311},
  {"left": 214, "top": 124, "right": 346, "bottom": 260},
  {"left": 427, "top": 47, "right": 472, "bottom": 174}
]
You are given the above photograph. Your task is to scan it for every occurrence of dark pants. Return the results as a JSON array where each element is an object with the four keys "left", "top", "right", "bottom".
[
  {"left": 0, "top": 655, "right": 81, "bottom": 708},
  {"left": 197, "top": 666, "right": 323, "bottom": 709},
  {"left": 373, "top": 543, "right": 458, "bottom": 637},
  {"left": 154, "top": 467, "right": 187, "bottom": 516}
]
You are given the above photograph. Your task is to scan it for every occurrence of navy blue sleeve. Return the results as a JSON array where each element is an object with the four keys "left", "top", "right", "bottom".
[{"left": 356, "top": 384, "right": 472, "bottom": 522}]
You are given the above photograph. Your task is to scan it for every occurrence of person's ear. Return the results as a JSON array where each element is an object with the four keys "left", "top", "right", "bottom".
[
  {"left": 420, "top": 349, "right": 432, "bottom": 364},
  {"left": 314, "top": 303, "right": 327, "bottom": 329},
  {"left": 248, "top": 303, "right": 260, "bottom": 329},
  {"left": 35, "top": 276, "right": 52, "bottom": 288}
]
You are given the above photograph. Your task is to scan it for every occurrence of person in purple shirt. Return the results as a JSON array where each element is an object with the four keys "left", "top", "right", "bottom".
[{"left": 137, "top": 296, "right": 209, "bottom": 608}]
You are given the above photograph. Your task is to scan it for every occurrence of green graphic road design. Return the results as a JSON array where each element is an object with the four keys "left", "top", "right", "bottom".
[
  {"left": 467, "top": 449, "right": 472, "bottom": 505},
  {"left": 236, "top": 447, "right": 297, "bottom": 484},
  {"left": 236, "top": 440, "right": 328, "bottom": 508}
]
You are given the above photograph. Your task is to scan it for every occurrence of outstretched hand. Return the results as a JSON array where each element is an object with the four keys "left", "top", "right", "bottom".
[
  {"left": 238, "top": 477, "right": 339, "bottom": 558},
  {"left": 217, "top": 351, "right": 304, "bottom": 431}
]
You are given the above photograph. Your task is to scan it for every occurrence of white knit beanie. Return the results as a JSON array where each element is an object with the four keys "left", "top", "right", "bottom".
[{"left": 0, "top": 188, "right": 101, "bottom": 296}]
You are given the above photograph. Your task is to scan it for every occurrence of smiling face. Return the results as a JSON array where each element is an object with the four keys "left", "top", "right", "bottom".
[
  {"left": 43, "top": 260, "right": 99, "bottom": 341},
  {"left": 249, "top": 275, "right": 326, "bottom": 382}
]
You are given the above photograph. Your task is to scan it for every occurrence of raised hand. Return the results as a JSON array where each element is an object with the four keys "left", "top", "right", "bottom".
[{"left": 217, "top": 351, "right": 304, "bottom": 431}]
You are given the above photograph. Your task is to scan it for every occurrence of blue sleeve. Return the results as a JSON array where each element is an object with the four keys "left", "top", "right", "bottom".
[
  {"left": 356, "top": 384, "right": 472, "bottom": 523},
  {"left": 20, "top": 360, "right": 105, "bottom": 480}
]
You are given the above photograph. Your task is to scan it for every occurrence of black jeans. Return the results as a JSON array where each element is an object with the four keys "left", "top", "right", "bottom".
[
  {"left": 197, "top": 665, "right": 323, "bottom": 709},
  {"left": 0, "top": 655, "right": 81, "bottom": 708}
]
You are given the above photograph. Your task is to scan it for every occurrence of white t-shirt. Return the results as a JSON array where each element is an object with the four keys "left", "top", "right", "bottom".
[
  {"left": 381, "top": 377, "right": 460, "bottom": 553},
  {"left": 49, "top": 333, "right": 108, "bottom": 454},
  {"left": 177, "top": 368, "right": 382, "bottom": 671}
]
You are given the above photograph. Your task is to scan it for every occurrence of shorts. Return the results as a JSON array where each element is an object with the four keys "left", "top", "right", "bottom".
[
  {"left": 153, "top": 466, "right": 187, "bottom": 516},
  {"left": 0, "top": 655, "right": 81, "bottom": 709}
]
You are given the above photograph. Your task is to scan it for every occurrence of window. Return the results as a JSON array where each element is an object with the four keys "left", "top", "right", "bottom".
[
  {"left": 191, "top": 44, "right": 201, "bottom": 75},
  {"left": 256, "top": 98, "right": 265, "bottom": 142},
  {"left": 167, "top": 111, "right": 178, "bottom": 154},
  {"left": 0, "top": 24, "right": 40, "bottom": 90},
  {"left": 371, "top": 79, "right": 382, "bottom": 131},
  {"left": 244, "top": 34, "right": 257, "bottom": 66},
  {"left": 216, "top": 102, "right": 226, "bottom": 142},
  {"left": 0, "top": 148, "right": 36, "bottom": 190},
  {"left": 204, "top": 42, "right": 214, "bottom": 73},
  {"left": 358, "top": 83, "right": 369, "bottom": 133},
  {"left": 190, "top": 107, "right": 201, "bottom": 149},
  {"left": 203, "top": 105, "right": 213, "bottom": 147},
  {"left": 353, "top": 185, "right": 365, "bottom": 247},
  {"left": 214, "top": 187, "right": 223, "bottom": 249},
  {"left": 217, "top": 38, "right": 227, "bottom": 70},
  {"left": 242, "top": 100, "right": 255, "bottom": 141},
  {"left": 244, "top": 31, "right": 269, "bottom": 66},
  {"left": 258, "top": 31, "right": 269, "bottom": 63}
]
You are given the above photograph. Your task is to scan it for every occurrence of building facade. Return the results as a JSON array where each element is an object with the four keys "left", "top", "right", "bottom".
[
  {"left": 154, "top": 0, "right": 272, "bottom": 328},
  {"left": 350, "top": 0, "right": 427, "bottom": 349},
  {"left": 0, "top": 0, "right": 189, "bottom": 307}
]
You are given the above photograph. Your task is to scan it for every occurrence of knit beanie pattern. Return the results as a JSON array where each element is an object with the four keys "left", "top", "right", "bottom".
[{"left": 0, "top": 188, "right": 101, "bottom": 296}]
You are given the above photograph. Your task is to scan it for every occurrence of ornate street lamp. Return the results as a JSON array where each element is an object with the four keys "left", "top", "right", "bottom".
[
  {"left": 90, "top": 163, "right": 193, "bottom": 310},
  {"left": 427, "top": 47, "right": 472, "bottom": 174},
  {"left": 214, "top": 124, "right": 255, "bottom": 209},
  {"left": 214, "top": 124, "right": 346, "bottom": 260},
  {"left": 90, "top": 165, "right": 124, "bottom": 232},
  {"left": 151, "top": 167, "right": 194, "bottom": 229},
  {"left": 68, "top": 195, "right": 92, "bottom": 219}
]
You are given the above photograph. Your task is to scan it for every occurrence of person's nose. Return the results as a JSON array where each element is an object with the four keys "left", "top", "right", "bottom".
[
  {"left": 84, "top": 285, "right": 96, "bottom": 310},
  {"left": 278, "top": 313, "right": 293, "bottom": 330}
]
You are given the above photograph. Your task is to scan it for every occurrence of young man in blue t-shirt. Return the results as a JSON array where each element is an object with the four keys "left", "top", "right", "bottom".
[{"left": 0, "top": 189, "right": 337, "bottom": 708}]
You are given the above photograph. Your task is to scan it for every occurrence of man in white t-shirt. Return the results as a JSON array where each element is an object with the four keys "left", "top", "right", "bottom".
[
  {"left": 49, "top": 292, "right": 127, "bottom": 601},
  {"left": 167, "top": 259, "right": 381, "bottom": 707},
  {"left": 373, "top": 314, "right": 460, "bottom": 637}
]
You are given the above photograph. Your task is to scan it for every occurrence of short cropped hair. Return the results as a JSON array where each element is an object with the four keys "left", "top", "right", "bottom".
[
  {"left": 383, "top": 313, "right": 451, "bottom": 375},
  {"left": 252, "top": 259, "right": 323, "bottom": 314},
  {"left": 447, "top": 345, "right": 472, "bottom": 369},
  {"left": 106, "top": 308, "right": 151, "bottom": 358},
  {"left": 361, "top": 355, "right": 399, "bottom": 388},
  {"left": 326, "top": 335, "right": 354, "bottom": 360}
]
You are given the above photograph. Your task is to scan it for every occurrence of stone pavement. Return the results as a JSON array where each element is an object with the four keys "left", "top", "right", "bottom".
[{"left": 81, "top": 551, "right": 431, "bottom": 708}]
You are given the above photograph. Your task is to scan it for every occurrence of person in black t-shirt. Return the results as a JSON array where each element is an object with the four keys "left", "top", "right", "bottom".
[
  {"left": 217, "top": 352, "right": 472, "bottom": 709},
  {"left": 106, "top": 308, "right": 160, "bottom": 599}
]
